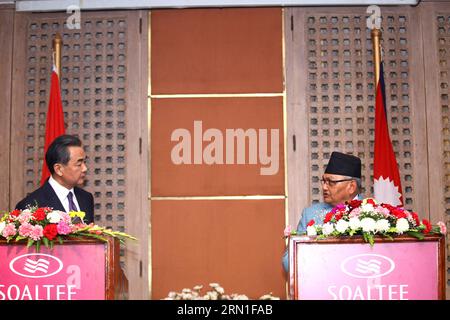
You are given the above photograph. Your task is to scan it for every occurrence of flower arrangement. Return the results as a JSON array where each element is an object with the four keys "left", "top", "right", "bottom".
[
  {"left": 0, "top": 206, "right": 137, "bottom": 250},
  {"left": 286, "top": 198, "right": 447, "bottom": 246},
  {"left": 164, "top": 283, "right": 280, "bottom": 300}
]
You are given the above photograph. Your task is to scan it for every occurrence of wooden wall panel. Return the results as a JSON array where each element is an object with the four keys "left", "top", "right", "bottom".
[
  {"left": 0, "top": 7, "right": 14, "bottom": 211},
  {"left": 421, "top": 1, "right": 450, "bottom": 300},
  {"left": 9, "top": 10, "right": 149, "bottom": 299},
  {"left": 151, "top": 8, "right": 283, "bottom": 94},
  {"left": 286, "top": 3, "right": 449, "bottom": 299},
  {"left": 151, "top": 199, "right": 286, "bottom": 299},
  {"left": 150, "top": 8, "right": 285, "bottom": 300},
  {"left": 285, "top": 6, "right": 429, "bottom": 226},
  {"left": 151, "top": 97, "right": 284, "bottom": 196}
]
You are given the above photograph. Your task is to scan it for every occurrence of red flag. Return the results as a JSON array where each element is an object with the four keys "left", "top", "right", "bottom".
[
  {"left": 373, "top": 63, "right": 403, "bottom": 206},
  {"left": 40, "top": 67, "right": 65, "bottom": 186}
]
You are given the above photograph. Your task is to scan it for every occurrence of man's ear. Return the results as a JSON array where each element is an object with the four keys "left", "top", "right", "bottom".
[
  {"left": 53, "top": 163, "right": 64, "bottom": 177},
  {"left": 348, "top": 180, "right": 357, "bottom": 194}
]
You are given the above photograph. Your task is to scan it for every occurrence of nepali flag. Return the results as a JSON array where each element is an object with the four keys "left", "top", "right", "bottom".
[{"left": 373, "top": 63, "right": 403, "bottom": 206}]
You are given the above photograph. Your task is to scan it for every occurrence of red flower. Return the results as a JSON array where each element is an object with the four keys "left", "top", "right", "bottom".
[
  {"left": 411, "top": 212, "right": 420, "bottom": 226},
  {"left": 422, "top": 219, "right": 432, "bottom": 234},
  {"left": 391, "top": 207, "right": 406, "bottom": 219},
  {"left": 307, "top": 219, "right": 315, "bottom": 227},
  {"left": 323, "top": 212, "right": 334, "bottom": 224},
  {"left": 10, "top": 209, "right": 21, "bottom": 217},
  {"left": 366, "top": 198, "right": 376, "bottom": 206},
  {"left": 347, "top": 200, "right": 362, "bottom": 209},
  {"left": 43, "top": 224, "right": 58, "bottom": 240},
  {"left": 32, "top": 208, "right": 46, "bottom": 221}
]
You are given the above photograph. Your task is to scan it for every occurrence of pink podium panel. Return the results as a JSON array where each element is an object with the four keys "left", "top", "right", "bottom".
[
  {"left": 288, "top": 235, "right": 445, "bottom": 300},
  {"left": 0, "top": 243, "right": 106, "bottom": 300}
]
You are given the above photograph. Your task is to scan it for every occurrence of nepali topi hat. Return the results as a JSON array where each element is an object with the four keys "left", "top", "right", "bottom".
[{"left": 324, "top": 151, "right": 361, "bottom": 178}]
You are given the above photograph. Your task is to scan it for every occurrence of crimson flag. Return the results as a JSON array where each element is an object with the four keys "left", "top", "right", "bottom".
[
  {"left": 40, "top": 67, "right": 65, "bottom": 186},
  {"left": 373, "top": 63, "right": 403, "bottom": 206}
]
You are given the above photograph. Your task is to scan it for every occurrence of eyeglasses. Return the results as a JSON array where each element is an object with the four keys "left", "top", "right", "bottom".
[{"left": 320, "top": 178, "right": 354, "bottom": 186}]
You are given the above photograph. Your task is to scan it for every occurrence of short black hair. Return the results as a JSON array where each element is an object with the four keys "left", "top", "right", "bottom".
[{"left": 45, "top": 134, "right": 82, "bottom": 175}]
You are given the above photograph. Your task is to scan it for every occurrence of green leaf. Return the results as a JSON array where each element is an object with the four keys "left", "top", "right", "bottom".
[
  {"left": 36, "top": 241, "right": 40, "bottom": 252},
  {"left": 406, "top": 231, "right": 425, "bottom": 240},
  {"left": 362, "top": 233, "right": 368, "bottom": 243},
  {"left": 382, "top": 234, "right": 394, "bottom": 241},
  {"left": 27, "top": 238, "right": 34, "bottom": 248},
  {"left": 368, "top": 234, "right": 374, "bottom": 247},
  {"left": 42, "top": 237, "right": 49, "bottom": 248},
  {"left": 57, "top": 236, "right": 64, "bottom": 245},
  {"left": 15, "top": 236, "right": 26, "bottom": 242},
  {"left": 75, "top": 232, "right": 108, "bottom": 242}
]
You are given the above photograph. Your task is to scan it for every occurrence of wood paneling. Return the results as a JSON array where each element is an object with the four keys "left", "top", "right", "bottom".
[
  {"left": 9, "top": 10, "right": 149, "bottom": 300},
  {"left": 151, "top": 96, "right": 284, "bottom": 196},
  {"left": 0, "top": 8, "right": 14, "bottom": 211},
  {"left": 150, "top": 8, "right": 285, "bottom": 300},
  {"left": 421, "top": 1, "right": 450, "bottom": 299},
  {"left": 151, "top": 8, "right": 283, "bottom": 94},
  {"left": 286, "top": 3, "right": 449, "bottom": 299},
  {"left": 151, "top": 199, "right": 286, "bottom": 299}
]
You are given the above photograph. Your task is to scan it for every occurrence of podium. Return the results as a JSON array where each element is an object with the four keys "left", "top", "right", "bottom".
[
  {"left": 0, "top": 236, "right": 128, "bottom": 300},
  {"left": 288, "top": 234, "right": 446, "bottom": 300}
]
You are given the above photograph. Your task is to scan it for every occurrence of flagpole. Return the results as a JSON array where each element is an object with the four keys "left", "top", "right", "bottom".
[
  {"left": 52, "top": 32, "right": 62, "bottom": 77},
  {"left": 371, "top": 28, "right": 381, "bottom": 88}
]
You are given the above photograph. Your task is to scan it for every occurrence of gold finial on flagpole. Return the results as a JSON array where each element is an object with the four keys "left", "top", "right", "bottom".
[
  {"left": 52, "top": 32, "right": 62, "bottom": 78},
  {"left": 371, "top": 28, "right": 382, "bottom": 90}
]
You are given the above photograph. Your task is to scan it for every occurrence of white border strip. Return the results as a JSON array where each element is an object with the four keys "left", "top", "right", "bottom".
[{"left": 16, "top": 0, "right": 419, "bottom": 12}]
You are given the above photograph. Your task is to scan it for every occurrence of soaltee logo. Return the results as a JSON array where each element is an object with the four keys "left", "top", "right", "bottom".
[
  {"left": 341, "top": 254, "right": 395, "bottom": 279},
  {"left": 9, "top": 253, "right": 63, "bottom": 279}
]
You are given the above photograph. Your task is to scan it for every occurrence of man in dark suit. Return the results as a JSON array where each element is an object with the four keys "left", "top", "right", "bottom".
[{"left": 16, "top": 134, "right": 94, "bottom": 224}]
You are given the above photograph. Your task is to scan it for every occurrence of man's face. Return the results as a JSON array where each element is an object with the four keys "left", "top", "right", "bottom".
[
  {"left": 56, "top": 146, "right": 87, "bottom": 189},
  {"left": 321, "top": 173, "right": 356, "bottom": 206}
]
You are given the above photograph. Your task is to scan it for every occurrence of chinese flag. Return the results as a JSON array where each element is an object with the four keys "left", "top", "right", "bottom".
[
  {"left": 40, "top": 67, "right": 65, "bottom": 186},
  {"left": 373, "top": 63, "right": 403, "bottom": 206}
]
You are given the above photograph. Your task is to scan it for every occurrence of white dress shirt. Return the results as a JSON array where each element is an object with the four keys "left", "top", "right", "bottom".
[{"left": 48, "top": 175, "right": 81, "bottom": 213}]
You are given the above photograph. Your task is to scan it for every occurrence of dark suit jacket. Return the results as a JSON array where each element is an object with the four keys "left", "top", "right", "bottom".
[{"left": 15, "top": 181, "right": 94, "bottom": 224}]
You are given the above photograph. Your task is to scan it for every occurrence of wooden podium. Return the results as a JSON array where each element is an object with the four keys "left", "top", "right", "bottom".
[
  {"left": 0, "top": 236, "right": 128, "bottom": 300},
  {"left": 288, "top": 234, "right": 446, "bottom": 300}
]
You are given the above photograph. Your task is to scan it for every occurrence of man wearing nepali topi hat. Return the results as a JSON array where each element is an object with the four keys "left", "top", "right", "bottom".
[{"left": 281, "top": 151, "right": 363, "bottom": 272}]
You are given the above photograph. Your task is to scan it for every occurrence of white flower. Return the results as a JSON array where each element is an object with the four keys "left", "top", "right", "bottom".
[
  {"left": 306, "top": 225, "right": 317, "bottom": 236},
  {"left": 46, "top": 210, "right": 63, "bottom": 223},
  {"left": 0, "top": 221, "right": 5, "bottom": 234},
  {"left": 181, "top": 293, "right": 192, "bottom": 300},
  {"left": 396, "top": 218, "right": 410, "bottom": 233},
  {"left": 232, "top": 294, "right": 249, "bottom": 300},
  {"left": 349, "top": 217, "right": 361, "bottom": 230},
  {"left": 361, "top": 204, "right": 375, "bottom": 213},
  {"left": 322, "top": 223, "right": 334, "bottom": 236},
  {"left": 360, "top": 217, "right": 376, "bottom": 233},
  {"left": 207, "top": 291, "right": 218, "bottom": 300},
  {"left": 335, "top": 219, "right": 349, "bottom": 233},
  {"left": 375, "top": 219, "right": 390, "bottom": 233},
  {"left": 259, "top": 293, "right": 280, "bottom": 300},
  {"left": 215, "top": 286, "right": 225, "bottom": 294}
]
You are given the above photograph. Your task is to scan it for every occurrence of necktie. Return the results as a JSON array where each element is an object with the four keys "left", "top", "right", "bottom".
[{"left": 67, "top": 191, "right": 79, "bottom": 212}]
